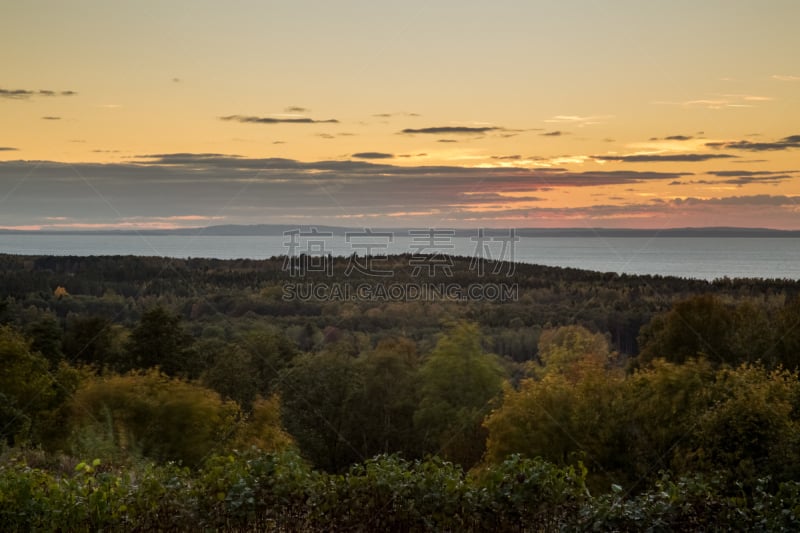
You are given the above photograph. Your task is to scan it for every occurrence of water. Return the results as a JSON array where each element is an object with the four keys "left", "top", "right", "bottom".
[{"left": 1, "top": 234, "right": 799, "bottom": 281}]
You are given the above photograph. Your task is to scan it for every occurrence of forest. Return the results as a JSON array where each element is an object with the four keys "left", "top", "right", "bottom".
[{"left": 2, "top": 253, "right": 800, "bottom": 531}]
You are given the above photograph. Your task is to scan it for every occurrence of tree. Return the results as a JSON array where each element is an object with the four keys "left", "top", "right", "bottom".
[
  {"left": 276, "top": 348, "right": 364, "bottom": 471},
  {"left": 229, "top": 395, "right": 295, "bottom": 452},
  {"left": 689, "top": 365, "right": 800, "bottom": 486},
  {"left": 533, "top": 325, "right": 613, "bottom": 379},
  {"left": 771, "top": 296, "right": 800, "bottom": 370},
  {"left": 25, "top": 315, "right": 64, "bottom": 367},
  {"left": 124, "top": 307, "right": 196, "bottom": 377},
  {"left": 201, "top": 343, "right": 259, "bottom": 409},
  {"left": 68, "top": 369, "right": 241, "bottom": 466},
  {"left": 62, "top": 315, "right": 119, "bottom": 368},
  {"left": 484, "top": 360, "right": 629, "bottom": 489},
  {"left": 351, "top": 337, "right": 421, "bottom": 458},
  {"left": 637, "top": 294, "right": 736, "bottom": 366},
  {"left": 0, "top": 326, "right": 56, "bottom": 445},
  {"left": 413, "top": 322, "right": 505, "bottom": 467},
  {"left": 243, "top": 328, "right": 298, "bottom": 397}
]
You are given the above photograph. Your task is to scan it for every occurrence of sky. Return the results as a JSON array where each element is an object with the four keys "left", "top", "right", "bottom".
[{"left": 1, "top": 0, "right": 800, "bottom": 230}]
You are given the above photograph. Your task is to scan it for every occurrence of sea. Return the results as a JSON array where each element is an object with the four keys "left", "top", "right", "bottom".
[{"left": 1, "top": 234, "right": 799, "bottom": 282}]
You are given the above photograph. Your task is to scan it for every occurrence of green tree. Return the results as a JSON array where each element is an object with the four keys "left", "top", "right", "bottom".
[
  {"left": 62, "top": 315, "right": 120, "bottom": 369},
  {"left": 689, "top": 365, "right": 800, "bottom": 485},
  {"left": 772, "top": 296, "right": 800, "bottom": 370},
  {"left": 414, "top": 322, "right": 505, "bottom": 467},
  {"left": 276, "top": 348, "right": 363, "bottom": 471},
  {"left": 243, "top": 328, "right": 298, "bottom": 396},
  {"left": 351, "top": 337, "right": 421, "bottom": 458},
  {"left": 0, "top": 326, "right": 56, "bottom": 445},
  {"left": 124, "top": 306, "right": 196, "bottom": 377},
  {"left": 638, "top": 294, "right": 736, "bottom": 366},
  {"left": 201, "top": 343, "right": 259, "bottom": 409},
  {"left": 484, "top": 360, "right": 628, "bottom": 489},
  {"left": 623, "top": 358, "right": 715, "bottom": 481},
  {"left": 25, "top": 315, "right": 63, "bottom": 367},
  {"left": 68, "top": 369, "right": 241, "bottom": 466}
]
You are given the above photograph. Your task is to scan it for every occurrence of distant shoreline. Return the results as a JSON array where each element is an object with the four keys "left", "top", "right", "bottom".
[{"left": 2, "top": 225, "right": 800, "bottom": 238}]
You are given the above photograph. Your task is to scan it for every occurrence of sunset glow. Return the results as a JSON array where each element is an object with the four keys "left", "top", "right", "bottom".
[{"left": 2, "top": 1, "right": 799, "bottom": 229}]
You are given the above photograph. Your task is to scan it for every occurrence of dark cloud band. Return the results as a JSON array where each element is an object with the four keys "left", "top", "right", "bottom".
[
  {"left": 401, "top": 126, "right": 499, "bottom": 134},
  {"left": 707, "top": 135, "right": 800, "bottom": 151},
  {"left": 220, "top": 115, "right": 338, "bottom": 124},
  {"left": 593, "top": 153, "right": 736, "bottom": 163},
  {"left": 0, "top": 88, "right": 76, "bottom": 99}
]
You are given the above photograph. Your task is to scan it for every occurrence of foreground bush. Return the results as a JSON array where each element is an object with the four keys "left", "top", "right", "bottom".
[
  {"left": 67, "top": 370, "right": 292, "bottom": 467},
  {"left": 2, "top": 449, "right": 800, "bottom": 531}
]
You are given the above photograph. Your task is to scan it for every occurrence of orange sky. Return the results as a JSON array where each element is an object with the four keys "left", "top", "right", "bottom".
[{"left": 2, "top": 1, "right": 800, "bottom": 229}]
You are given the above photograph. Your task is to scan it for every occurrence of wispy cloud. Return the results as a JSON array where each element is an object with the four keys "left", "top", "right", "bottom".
[
  {"left": 0, "top": 147, "right": 18, "bottom": 151},
  {"left": 772, "top": 74, "right": 800, "bottom": 81},
  {"left": 0, "top": 88, "right": 77, "bottom": 99},
  {"left": 707, "top": 134, "right": 800, "bottom": 151},
  {"left": 41, "top": 116, "right": 61, "bottom": 120},
  {"left": 544, "top": 115, "right": 613, "bottom": 127},
  {"left": 373, "top": 112, "right": 420, "bottom": 118},
  {"left": 400, "top": 126, "right": 500, "bottom": 135},
  {"left": 654, "top": 94, "right": 772, "bottom": 110},
  {"left": 351, "top": 152, "right": 393, "bottom": 159},
  {"left": 672, "top": 171, "right": 795, "bottom": 187},
  {"left": 447, "top": 195, "right": 800, "bottom": 228},
  {"left": 540, "top": 130, "right": 567, "bottom": 137},
  {"left": 593, "top": 153, "right": 736, "bottom": 163},
  {"left": 220, "top": 115, "right": 339, "bottom": 124}
]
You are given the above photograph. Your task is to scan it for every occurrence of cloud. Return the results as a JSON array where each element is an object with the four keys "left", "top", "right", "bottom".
[
  {"left": 0, "top": 156, "right": 719, "bottom": 229},
  {"left": 664, "top": 135, "right": 693, "bottom": 141},
  {"left": 448, "top": 195, "right": 800, "bottom": 228},
  {"left": 544, "top": 115, "right": 613, "bottom": 127},
  {"left": 220, "top": 115, "right": 338, "bottom": 124},
  {"left": 373, "top": 112, "right": 420, "bottom": 118},
  {"left": 437, "top": 139, "right": 458, "bottom": 143},
  {"left": 671, "top": 195, "right": 798, "bottom": 207},
  {"left": 772, "top": 74, "right": 800, "bottom": 81},
  {"left": 172, "top": 77, "right": 182, "bottom": 83},
  {"left": 0, "top": 88, "right": 76, "bottom": 99},
  {"left": 707, "top": 170, "right": 796, "bottom": 177},
  {"left": 285, "top": 106, "right": 308, "bottom": 112},
  {"left": 41, "top": 116, "right": 61, "bottom": 120},
  {"left": 672, "top": 174, "right": 794, "bottom": 187},
  {"left": 707, "top": 134, "right": 800, "bottom": 152},
  {"left": 491, "top": 155, "right": 521, "bottom": 160},
  {"left": 654, "top": 95, "right": 772, "bottom": 110},
  {"left": 720, "top": 176, "right": 793, "bottom": 186},
  {"left": 593, "top": 153, "right": 737, "bottom": 163},
  {"left": 0, "top": 147, "right": 18, "bottom": 151},
  {"left": 351, "top": 152, "right": 394, "bottom": 159},
  {"left": 400, "top": 126, "right": 500, "bottom": 135},
  {"left": 540, "top": 131, "right": 566, "bottom": 137}
]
